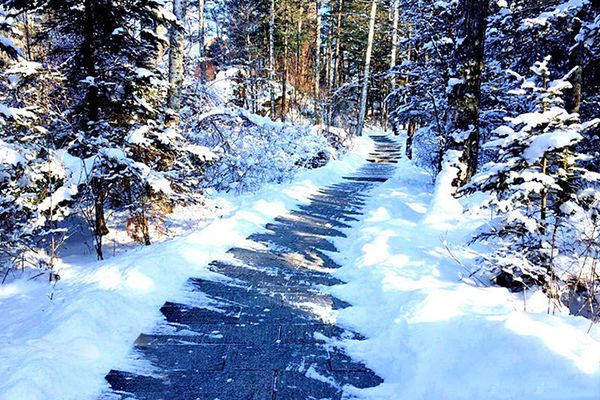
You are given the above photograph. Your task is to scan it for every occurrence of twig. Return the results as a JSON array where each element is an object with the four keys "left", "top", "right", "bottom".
[{"left": 440, "top": 233, "right": 488, "bottom": 287}]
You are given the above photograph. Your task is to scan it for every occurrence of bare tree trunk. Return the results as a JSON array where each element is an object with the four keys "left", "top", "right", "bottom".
[
  {"left": 92, "top": 178, "right": 109, "bottom": 260},
  {"left": 269, "top": 0, "right": 276, "bottom": 118},
  {"left": 295, "top": 14, "right": 303, "bottom": 118},
  {"left": 315, "top": 0, "right": 322, "bottom": 101},
  {"left": 406, "top": 120, "right": 416, "bottom": 159},
  {"left": 356, "top": 0, "right": 377, "bottom": 137},
  {"left": 443, "top": 0, "right": 489, "bottom": 187},
  {"left": 390, "top": 0, "right": 399, "bottom": 70},
  {"left": 384, "top": 0, "right": 400, "bottom": 131},
  {"left": 168, "top": 0, "right": 185, "bottom": 112},
  {"left": 326, "top": 21, "right": 333, "bottom": 90},
  {"left": 281, "top": 1, "right": 289, "bottom": 121},
  {"left": 332, "top": 0, "right": 344, "bottom": 91},
  {"left": 199, "top": 0, "right": 206, "bottom": 83}
]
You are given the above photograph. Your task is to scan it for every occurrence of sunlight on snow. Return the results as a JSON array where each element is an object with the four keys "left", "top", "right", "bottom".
[
  {"left": 0, "top": 284, "right": 19, "bottom": 299},
  {"left": 505, "top": 313, "right": 600, "bottom": 374},
  {"left": 90, "top": 266, "right": 154, "bottom": 292},
  {"left": 124, "top": 270, "right": 155, "bottom": 292},
  {"left": 361, "top": 229, "right": 398, "bottom": 267},
  {"left": 252, "top": 199, "right": 286, "bottom": 217},
  {"left": 281, "top": 179, "right": 319, "bottom": 201},
  {"left": 366, "top": 206, "right": 392, "bottom": 222}
]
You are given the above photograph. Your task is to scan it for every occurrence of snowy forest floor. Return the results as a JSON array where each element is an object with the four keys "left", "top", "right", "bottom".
[{"left": 1, "top": 132, "right": 600, "bottom": 400}]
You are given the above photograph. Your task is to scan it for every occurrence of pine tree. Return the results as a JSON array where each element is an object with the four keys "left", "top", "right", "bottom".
[{"left": 462, "top": 58, "right": 600, "bottom": 295}]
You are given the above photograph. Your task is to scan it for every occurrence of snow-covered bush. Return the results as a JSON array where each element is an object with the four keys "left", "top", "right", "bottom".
[
  {"left": 412, "top": 126, "right": 443, "bottom": 182},
  {"left": 463, "top": 58, "right": 600, "bottom": 318},
  {"left": 186, "top": 107, "right": 337, "bottom": 193}
]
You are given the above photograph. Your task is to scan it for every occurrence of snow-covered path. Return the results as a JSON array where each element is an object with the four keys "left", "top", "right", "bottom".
[
  {"left": 101, "top": 136, "right": 402, "bottom": 400},
  {"left": 3, "top": 132, "right": 599, "bottom": 400},
  {"left": 326, "top": 151, "right": 600, "bottom": 399}
]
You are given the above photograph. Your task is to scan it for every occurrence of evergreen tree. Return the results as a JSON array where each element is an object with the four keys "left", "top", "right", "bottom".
[{"left": 462, "top": 58, "right": 600, "bottom": 298}]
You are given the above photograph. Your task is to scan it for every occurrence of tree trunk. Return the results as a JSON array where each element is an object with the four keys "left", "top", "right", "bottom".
[
  {"left": 199, "top": 0, "right": 206, "bottom": 83},
  {"left": 269, "top": 0, "right": 276, "bottom": 118},
  {"left": 326, "top": 20, "right": 333, "bottom": 90},
  {"left": 383, "top": 0, "right": 400, "bottom": 131},
  {"left": 295, "top": 15, "right": 303, "bottom": 116},
  {"left": 92, "top": 178, "right": 109, "bottom": 260},
  {"left": 281, "top": 1, "right": 289, "bottom": 121},
  {"left": 315, "top": 0, "right": 322, "bottom": 101},
  {"left": 168, "top": 0, "right": 185, "bottom": 112},
  {"left": 83, "top": 0, "right": 108, "bottom": 260},
  {"left": 390, "top": 0, "right": 399, "bottom": 71},
  {"left": 443, "top": 0, "right": 489, "bottom": 187},
  {"left": 332, "top": 0, "right": 344, "bottom": 91},
  {"left": 356, "top": 0, "right": 377, "bottom": 137},
  {"left": 406, "top": 120, "right": 416, "bottom": 159}
]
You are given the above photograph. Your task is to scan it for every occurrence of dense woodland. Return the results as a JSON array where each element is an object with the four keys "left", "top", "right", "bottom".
[{"left": 1, "top": 0, "right": 599, "bottom": 320}]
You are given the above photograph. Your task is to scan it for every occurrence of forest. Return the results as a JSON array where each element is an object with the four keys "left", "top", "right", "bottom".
[{"left": 1, "top": 0, "right": 600, "bottom": 399}]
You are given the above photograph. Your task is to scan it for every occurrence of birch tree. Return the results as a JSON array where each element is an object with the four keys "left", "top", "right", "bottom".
[
  {"left": 356, "top": 0, "right": 377, "bottom": 137},
  {"left": 390, "top": 0, "right": 399, "bottom": 71},
  {"left": 269, "top": 0, "right": 276, "bottom": 117},
  {"left": 168, "top": 0, "right": 185, "bottom": 112}
]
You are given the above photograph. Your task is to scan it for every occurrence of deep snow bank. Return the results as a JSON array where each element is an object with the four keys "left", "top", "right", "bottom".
[
  {"left": 0, "top": 136, "right": 373, "bottom": 400},
  {"left": 327, "top": 139, "right": 600, "bottom": 400}
]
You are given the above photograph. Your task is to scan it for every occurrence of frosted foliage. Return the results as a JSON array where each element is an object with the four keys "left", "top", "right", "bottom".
[
  {"left": 190, "top": 108, "right": 337, "bottom": 193},
  {"left": 462, "top": 61, "right": 600, "bottom": 317}
]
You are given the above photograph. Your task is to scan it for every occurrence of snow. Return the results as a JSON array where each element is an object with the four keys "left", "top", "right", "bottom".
[
  {"left": 424, "top": 149, "right": 465, "bottom": 227},
  {"left": 521, "top": 0, "right": 587, "bottom": 29},
  {"left": 126, "top": 125, "right": 152, "bottom": 146},
  {"left": 0, "top": 103, "right": 13, "bottom": 119},
  {"left": 58, "top": 150, "right": 95, "bottom": 186},
  {"left": 35, "top": 150, "right": 94, "bottom": 220},
  {"left": 523, "top": 127, "right": 582, "bottom": 163},
  {"left": 0, "top": 102, "right": 36, "bottom": 122},
  {"left": 134, "top": 67, "right": 154, "bottom": 79},
  {"left": 146, "top": 170, "right": 173, "bottom": 195},
  {"left": 101, "top": 147, "right": 127, "bottom": 162},
  {"left": 2, "top": 130, "right": 599, "bottom": 400},
  {"left": 210, "top": 67, "right": 240, "bottom": 104},
  {"left": 37, "top": 186, "right": 75, "bottom": 214},
  {"left": 446, "top": 77, "right": 463, "bottom": 91},
  {"left": 326, "top": 141, "right": 600, "bottom": 399},
  {"left": 5, "top": 60, "right": 42, "bottom": 77},
  {"left": 0, "top": 135, "right": 373, "bottom": 400},
  {"left": 155, "top": 127, "right": 179, "bottom": 145},
  {"left": 0, "top": 35, "right": 23, "bottom": 58},
  {"left": 0, "top": 139, "right": 26, "bottom": 166},
  {"left": 185, "top": 144, "right": 217, "bottom": 161}
]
